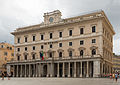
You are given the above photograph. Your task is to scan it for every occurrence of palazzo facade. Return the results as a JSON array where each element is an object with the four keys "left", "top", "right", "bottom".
[{"left": 7, "top": 10, "right": 115, "bottom": 78}]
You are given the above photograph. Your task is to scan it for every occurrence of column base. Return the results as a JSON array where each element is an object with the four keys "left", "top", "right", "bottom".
[
  {"left": 62, "top": 75, "right": 65, "bottom": 77},
  {"left": 80, "top": 74, "right": 82, "bottom": 77},
  {"left": 57, "top": 75, "right": 59, "bottom": 77},
  {"left": 86, "top": 75, "right": 89, "bottom": 77},
  {"left": 74, "top": 74, "right": 76, "bottom": 78},
  {"left": 68, "top": 75, "right": 70, "bottom": 77},
  {"left": 47, "top": 74, "right": 49, "bottom": 77},
  {"left": 50, "top": 75, "right": 53, "bottom": 77}
]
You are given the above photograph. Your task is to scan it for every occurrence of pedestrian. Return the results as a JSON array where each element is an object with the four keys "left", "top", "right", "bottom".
[
  {"left": 1, "top": 72, "right": 4, "bottom": 80},
  {"left": 112, "top": 73, "right": 115, "bottom": 80},
  {"left": 7, "top": 72, "right": 11, "bottom": 80},
  {"left": 115, "top": 72, "right": 118, "bottom": 82},
  {"left": 110, "top": 73, "right": 112, "bottom": 79}
]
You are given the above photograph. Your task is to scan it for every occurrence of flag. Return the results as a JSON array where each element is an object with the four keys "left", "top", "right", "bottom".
[{"left": 40, "top": 52, "right": 44, "bottom": 60}]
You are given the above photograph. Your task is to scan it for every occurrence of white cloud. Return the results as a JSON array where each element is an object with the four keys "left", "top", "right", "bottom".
[{"left": 0, "top": 0, "right": 120, "bottom": 54}]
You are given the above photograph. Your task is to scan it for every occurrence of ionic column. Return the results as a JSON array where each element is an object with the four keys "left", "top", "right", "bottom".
[
  {"left": 62, "top": 62, "right": 65, "bottom": 77},
  {"left": 80, "top": 61, "right": 82, "bottom": 77},
  {"left": 13, "top": 65, "right": 15, "bottom": 77},
  {"left": 16, "top": 65, "right": 18, "bottom": 77},
  {"left": 74, "top": 62, "right": 76, "bottom": 77},
  {"left": 25, "top": 64, "right": 26, "bottom": 77},
  {"left": 57, "top": 63, "right": 59, "bottom": 77},
  {"left": 29, "top": 64, "right": 31, "bottom": 77},
  {"left": 39, "top": 63, "right": 41, "bottom": 77},
  {"left": 101, "top": 63, "right": 103, "bottom": 76},
  {"left": 47, "top": 63, "right": 49, "bottom": 77},
  {"left": 33, "top": 64, "right": 35, "bottom": 77},
  {"left": 68, "top": 62, "right": 70, "bottom": 77},
  {"left": 86, "top": 61, "right": 89, "bottom": 77},
  {"left": 20, "top": 65, "right": 22, "bottom": 77},
  {"left": 50, "top": 63, "right": 53, "bottom": 77},
  {"left": 36, "top": 64, "right": 38, "bottom": 77}
]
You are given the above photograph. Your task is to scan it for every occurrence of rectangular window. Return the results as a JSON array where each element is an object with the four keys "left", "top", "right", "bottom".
[
  {"left": 59, "top": 32, "right": 62, "bottom": 38},
  {"left": 50, "top": 33, "right": 52, "bottom": 39},
  {"left": 41, "top": 45, "right": 44, "bottom": 49},
  {"left": 32, "top": 54, "right": 35, "bottom": 59},
  {"left": 69, "top": 42, "right": 72, "bottom": 46},
  {"left": 17, "top": 56, "right": 20, "bottom": 61},
  {"left": 41, "top": 35, "right": 44, "bottom": 40},
  {"left": 1, "top": 45, "right": 4, "bottom": 48},
  {"left": 92, "top": 39, "right": 96, "bottom": 43},
  {"left": 49, "top": 52, "right": 52, "bottom": 58},
  {"left": 25, "top": 55, "right": 27, "bottom": 60},
  {"left": 80, "top": 40, "right": 84, "bottom": 45},
  {"left": 25, "top": 47, "right": 27, "bottom": 51},
  {"left": 92, "top": 26, "right": 96, "bottom": 33},
  {"left": 33, "top": 46, "right": 35, "bottom": 50},
  {"left": 4, "top": 52, "right": 8, "bottom": 56},
  {"left": 80, "top": 28, "right": 84, "bottom": 34},
  {"left": 17, "top": 48, "right": 20, "bottom": 52},
  {"left": 69, "top": 51, "right": 72, "bottom": 57},
  {"left": 33, "top": 36, "right": 35, "bottom": 41},
  {"left": 50, "top": 44, "right": 52, "bottom": 48},
  {"left": 59, "top": 43, "right": 62, "bottom": 47},
  {"left": 18, "top": 38, "right": 20, "bottom": 43},
  {"left": 11, "top": 53, "right": 14, "bottom": 56},
  {"left": 69, "top": 30, "right": 72, "bottom": 36},
  {"left": 25, "top": 37, "right": 27, "bottom": 42}
]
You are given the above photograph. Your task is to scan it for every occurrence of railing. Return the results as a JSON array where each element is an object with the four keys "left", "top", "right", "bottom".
[{"left": 8, "top": 54, "right": 101, "bottom": 63}]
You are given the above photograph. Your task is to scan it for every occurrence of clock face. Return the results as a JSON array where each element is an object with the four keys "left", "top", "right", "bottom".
[{"left": 49, "top": 17, "right": 53, "bottom": 22}]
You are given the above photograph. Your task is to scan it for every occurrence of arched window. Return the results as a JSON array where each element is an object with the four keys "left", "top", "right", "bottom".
[
  {"left": 59, "top": 52, "right": 62, "bottom": 58},
  {"left": 69, "top": 51, "right": 72, "bottom": 57},
  {"left": 80, "top": 50, "right": 84, "bottom": 56},
  {"left": 92, "top": 49, "right": 96, "bottom": 55}
]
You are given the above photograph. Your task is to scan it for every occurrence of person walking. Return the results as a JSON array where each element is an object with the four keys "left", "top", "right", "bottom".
[
  {"left": 1, "top": 72, "right": 4, "bottom": 80},
  {"left": 115, "top": 72, "right": 118, "bottom": 82},
  {"left": 112, "top": 73, "right": 115, "bottom": 80},
  {"left": 7, "top": 72, "right": 11, "bottom": 80}
]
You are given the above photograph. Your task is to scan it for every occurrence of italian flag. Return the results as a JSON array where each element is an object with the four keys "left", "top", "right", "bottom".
[{"left": 40, "top": 52, "right": 44, "bottom": 60}]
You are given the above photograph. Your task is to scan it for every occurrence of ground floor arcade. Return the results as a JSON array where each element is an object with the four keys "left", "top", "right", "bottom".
[{"left": 8, "top": 58, "right": 112, "bottom": 78}]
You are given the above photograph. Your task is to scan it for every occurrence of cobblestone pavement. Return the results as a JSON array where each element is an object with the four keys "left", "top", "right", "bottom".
[{"left": 0, "top": 78, "right": 119, "bottom": 85}]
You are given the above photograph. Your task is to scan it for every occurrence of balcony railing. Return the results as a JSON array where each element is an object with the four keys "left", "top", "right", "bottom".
[{"left": 8, "top": 54, "right": 102, "bottom": 64}]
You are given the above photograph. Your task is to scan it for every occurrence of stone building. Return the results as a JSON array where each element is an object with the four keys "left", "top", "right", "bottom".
[
  {"left": 0, "top": 42, "right": 14, "bottom": 75},
  {"left": 7, "top": 10, "right": 115, "bottom": 78},
  {"left": 112, "top": 54, "right": 120, "bottom": 72}
]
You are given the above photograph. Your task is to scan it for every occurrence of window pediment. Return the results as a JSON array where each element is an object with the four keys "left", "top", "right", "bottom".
[
  {"left": 90, "top": 46, "right": 98, "bottom": 50},
  {"left": 57, "top": 49, "right": 64, "bottom": 53},
  {"left": 67, "top": 48, "right": 74, "bottom": 52},
  {"left": 23, "top": 52, "right": 29, "bottom": 55},
  {"left": 78, "top": 47, "right": 86, "bottom": 51},
  {"left": 31, "top": 52, "right": 36, "bottom": 55},
  {"left": 16, "top": 53, "right": 21, "bottom": 56},
  {"left": 47, "top": 50, "right": 55, "bottom": 53}
]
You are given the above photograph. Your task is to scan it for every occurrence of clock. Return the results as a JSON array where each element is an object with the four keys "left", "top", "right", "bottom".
[{"left": 49, "top": 17, "right": 54, "bottom": 22}]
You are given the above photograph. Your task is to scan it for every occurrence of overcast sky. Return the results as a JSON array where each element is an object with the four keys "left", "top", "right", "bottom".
[{"left": 0, "top": 0, "right": 120, "bottom": 55}]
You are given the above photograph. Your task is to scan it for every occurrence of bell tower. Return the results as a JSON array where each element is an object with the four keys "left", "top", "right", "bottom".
[{"left": 43, "top": 10, "right": 62, "bottom": 24}]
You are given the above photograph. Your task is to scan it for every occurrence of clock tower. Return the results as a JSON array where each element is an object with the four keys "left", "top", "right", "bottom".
[{"left": 43, "top": 10, "right": 62, "bottom": 24}]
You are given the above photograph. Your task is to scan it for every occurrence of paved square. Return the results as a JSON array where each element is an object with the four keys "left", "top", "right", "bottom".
[{"left": 0, "top": 78, "right": 119, "bottom": 85}]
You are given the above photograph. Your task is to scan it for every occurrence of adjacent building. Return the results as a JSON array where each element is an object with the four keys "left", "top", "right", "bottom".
[
  {"left": 7, "top": 10, "right": 115, "bottom": 78},
  {"left": 0, "top": 42, "right": 14, "bottom": 75},
  {"left": 112, "top": 54, "right": 120, "bottom": 72}
]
